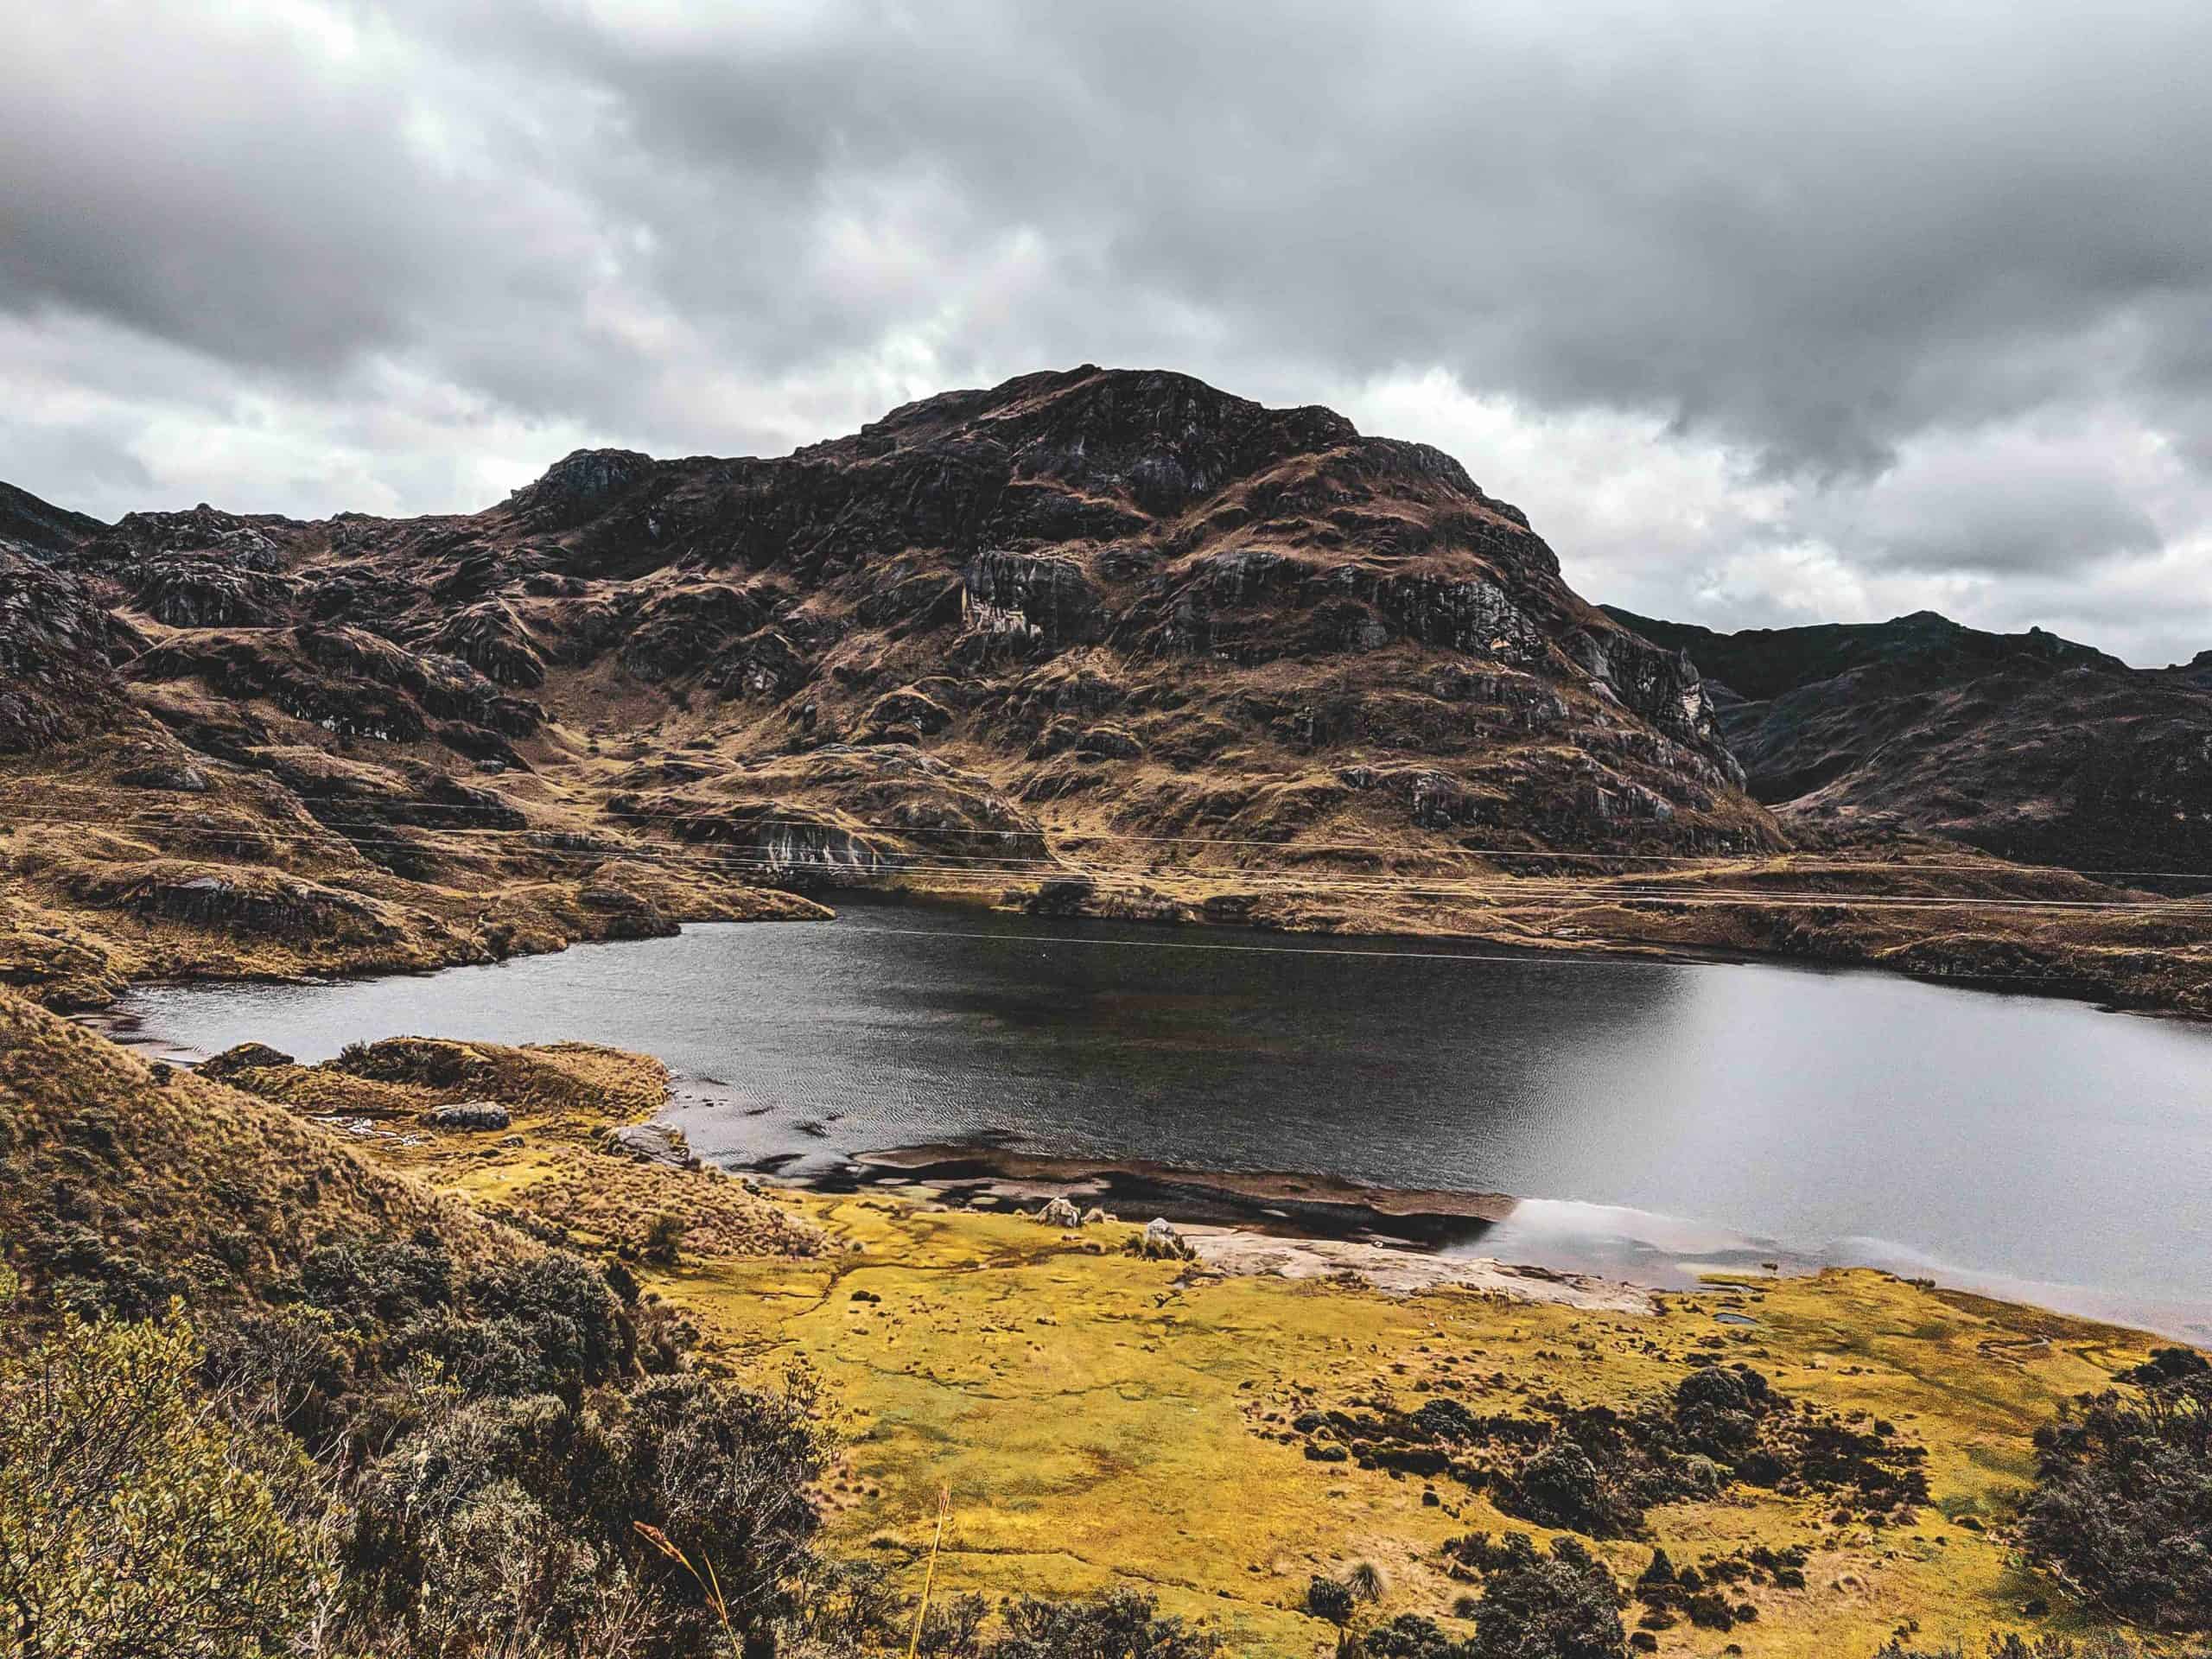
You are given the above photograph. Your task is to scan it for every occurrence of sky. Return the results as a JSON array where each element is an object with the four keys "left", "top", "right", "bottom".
[{"left": 6, "top": 1, "right": 2211, "bottom": 664}]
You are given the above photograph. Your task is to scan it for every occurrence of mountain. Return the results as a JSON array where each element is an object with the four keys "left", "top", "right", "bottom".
[
  {"left": 0, "top": 478, "right": 105, "bottom": 557},
  {"left": 13, "top": 365, "right": 1768, "bottom": 883},
  {"left": 60, "top": 369, "right": 1761, "bottom": 862},
  {"left": 1607, "top": 607, "right": 2212, "bottom": 873},
  {"left": 4, "top": 367, "right": 2207, "bottom": 1018}
]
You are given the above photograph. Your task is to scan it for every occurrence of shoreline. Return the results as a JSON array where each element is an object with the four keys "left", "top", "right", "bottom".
[
  {"left": 751, "top": 1135, "right": 2212, "bottom": 1345},
  {"left": 23, "top": 858, "right": 2212, "bottom": 1024},
  {"left": 86, "top": 912, "right": 2212, "bottom": 1344}
]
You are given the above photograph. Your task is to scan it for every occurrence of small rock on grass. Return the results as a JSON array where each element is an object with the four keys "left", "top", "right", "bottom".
[
  {"left": 601, "top": 1122, "right": 696, "bottom": 1167},
  {"left": 1138, "top": 1217, "right": 1195, "bottom": 1261},
  {"left": 425, "top": 1101, "right": 511, "bottom": 1131}
]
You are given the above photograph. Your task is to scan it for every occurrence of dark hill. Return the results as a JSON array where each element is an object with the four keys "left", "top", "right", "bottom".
[
  {"left": 1602, "top": 607, "right": 2123, "bottom": 703},
  {"left": 31, "top": 366, "right": 1776, "bottom": 880},
  {"left": 1605, "top": 607, "right": 2212, "bottom": 873},
  {"left": 0, "top": 479, "right": 105, "bottom": 556}
]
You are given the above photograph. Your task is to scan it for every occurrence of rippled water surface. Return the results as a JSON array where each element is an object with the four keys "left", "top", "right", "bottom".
[{"left": 118, "top": 907, "right": 2212, "bottom": 1332}]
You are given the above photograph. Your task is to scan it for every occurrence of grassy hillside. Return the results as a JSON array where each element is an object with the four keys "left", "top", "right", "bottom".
[{"left": 0, "top": 986, "right": 523, "bottom": 1314}]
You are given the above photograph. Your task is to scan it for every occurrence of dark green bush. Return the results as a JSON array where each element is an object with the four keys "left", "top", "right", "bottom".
[
  {"left": 1307, "top": 1573, "right": 1357, "bottom": 1624},
  {"left": 988, "top": 1587, "right": 1219, "bottom": 1658},
  {"left": 2023, "top": 1358, "right": 2212, "bottom": 1630},
  {"left": 1447, "top": 1531, "right": 1626, "bottom": 1659}
]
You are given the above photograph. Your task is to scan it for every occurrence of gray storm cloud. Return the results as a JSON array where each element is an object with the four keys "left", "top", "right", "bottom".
[{"left": 3, "top": 0, "right": 2209, "bottom": 661}]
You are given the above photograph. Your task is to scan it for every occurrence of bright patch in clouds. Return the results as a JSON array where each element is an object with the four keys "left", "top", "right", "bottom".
[{"left": 6, "top": 0, "right": 2212, "bottom": 664}]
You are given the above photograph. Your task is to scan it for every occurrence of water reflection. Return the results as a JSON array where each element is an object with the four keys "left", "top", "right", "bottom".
[{"left": 116, "top": 905, "right": 2212, "bottom": 1333}]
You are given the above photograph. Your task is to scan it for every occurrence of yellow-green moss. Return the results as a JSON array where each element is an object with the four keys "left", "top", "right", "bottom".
[{"left": 658, "top": 1192, "right": 2160, "bottom": 1659}]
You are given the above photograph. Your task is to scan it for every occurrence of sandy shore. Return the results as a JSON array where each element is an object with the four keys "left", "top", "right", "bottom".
[{"left": 1175, "top": 1224, "right": 1660, "bottom": 1310}]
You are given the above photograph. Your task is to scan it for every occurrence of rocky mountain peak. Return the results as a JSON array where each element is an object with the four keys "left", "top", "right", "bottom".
[
  {"left": 504, "top": 448, "right": 659, "bottom": 528},
  {"left": 0, "top": 367, "right": 1782, "bottom": 882}
]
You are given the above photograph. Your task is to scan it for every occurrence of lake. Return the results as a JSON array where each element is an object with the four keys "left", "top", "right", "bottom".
[{"left": 112, "top": 906, "right": 2212, "bottom": 1337}]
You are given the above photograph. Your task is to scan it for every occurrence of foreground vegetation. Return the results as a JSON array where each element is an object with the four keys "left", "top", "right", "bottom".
[{"left": 3, "top": 986, "right": 2210, "bottom": 1656}]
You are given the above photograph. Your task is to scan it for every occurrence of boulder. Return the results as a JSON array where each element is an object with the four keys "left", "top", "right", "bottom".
[
  {"left": 424, "top": 1101, "right": 512, "bottom": 1131},
  {"left": 1035, "top": 1196, "right": 1083, "bottom": 1229},
  {"left": 1026, "top": 876, "right": 1096, "bottom": 918},
  {"left": 1140, "top": 1217, "right": 1195, "bottom": 1262},
  {"left": 117, "top": 762, "right": 210, "bottom": 792},
  {"left": 601, "top": 1122, "right": 694, "bottom": 1167}
]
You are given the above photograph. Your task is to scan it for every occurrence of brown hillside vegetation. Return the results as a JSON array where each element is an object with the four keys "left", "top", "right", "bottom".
[
  {"left": 2, "top": 369, "right": 2209, "bottom": 1014},
  {"left": 0, "top": 985, "right": 519, "bottom": 1314}
]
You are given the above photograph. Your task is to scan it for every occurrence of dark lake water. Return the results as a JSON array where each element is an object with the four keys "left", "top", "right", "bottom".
[{"left": 115, "top": 907, "right": 2212, "bottom": 1336}]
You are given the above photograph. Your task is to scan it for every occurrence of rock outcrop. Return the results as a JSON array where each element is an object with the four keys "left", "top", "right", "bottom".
[
  {"left": 601, "top": 1122, "right": 695, "bottom": 1167},
  {"left": 426, "top": 1101, "right": 512, "bottom": 1130},
  {"left": 0, "top": 550, "right": 144, "bottom": 752}
]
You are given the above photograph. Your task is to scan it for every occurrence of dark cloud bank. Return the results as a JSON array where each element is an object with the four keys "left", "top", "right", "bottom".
[{"left": 5, "top": 0, "right": 2210, "bottom": 662}]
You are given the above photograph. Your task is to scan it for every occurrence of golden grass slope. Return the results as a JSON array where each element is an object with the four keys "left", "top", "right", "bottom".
[
  {"left": 0, "top": 987, "right": 521, "bottom": 1308},
  {"left": 209, "top": 1032, "right": 824, "bottom": 1262},
  {"left": 665, "top": 1191, "right": 2174, "bottom": 1659}
]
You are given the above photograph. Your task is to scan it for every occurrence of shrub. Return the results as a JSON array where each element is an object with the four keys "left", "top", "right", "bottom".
[
  {"left": 988, "top": 1587, "right": 1220, "bottom": 1659},
  {"left": 579, "top": 1371, "right": 826, "bottom": 1644},
  {"left": 1450, "top": 1531, "right": 1625, "bottom": 1659},
  {"left": 300, "top": 1235, "right": 456, "bottom": 1325},
  {"left": 458, "top": 1252, "right": 635, "bottom": 1401},
  {"left": 1307, "top": 1574, "right": 1357, "bottom": 1624},
  {"left": 2023, "top": 1357, "right": 2212, "bottom": 1630},
  {"left": 0, "top": 1308, "right": 323, "bottom": 1659},
  {"left": 1363, "top": 1612, "right": 1463, "bottom": 1658},
  {"left": 346, "top": 1368, "right": 826, "bottom": 1656}
]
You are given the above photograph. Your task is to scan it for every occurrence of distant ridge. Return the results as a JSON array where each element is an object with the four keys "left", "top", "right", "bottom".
[
  {"left": 1601, "top": 607, "right": 2123, "bottom": 702},
  {"left": 1604, "top": 606, "right": 2212, "bottom": 870},
  {"left": 0, "top": 478, "right": 105, "bottom": 556}
]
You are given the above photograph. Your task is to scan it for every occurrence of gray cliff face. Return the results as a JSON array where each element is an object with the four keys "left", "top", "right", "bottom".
[{"left": 0, "top": 550, "right": 140, "bottom": 753}]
